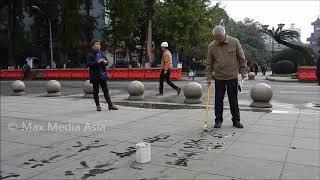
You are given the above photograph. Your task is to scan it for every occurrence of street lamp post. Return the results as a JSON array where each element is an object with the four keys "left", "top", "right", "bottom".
[
  {"left": 271, "top": 27, "right": 275, "bottom": 58},
  {"left": 31, "top": 5, "right": 54, "bottom": 69}
]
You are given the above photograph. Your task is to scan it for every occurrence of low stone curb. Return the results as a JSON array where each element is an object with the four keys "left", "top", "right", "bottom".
[
  {"left": 266, "top": 76, "right": 299, "bottom": 82},
  {"left": 113, "top": 100, "right": 273, "bottom": 113}
]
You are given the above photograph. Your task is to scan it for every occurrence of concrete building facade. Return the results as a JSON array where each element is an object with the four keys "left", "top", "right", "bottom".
[{"left": 307, "top": 17, "right": 320, "bottom": 56}]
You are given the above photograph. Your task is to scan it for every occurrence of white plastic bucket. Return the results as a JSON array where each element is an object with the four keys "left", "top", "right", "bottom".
[{"left": 136, "top": 142, "right": 151, "bottom": 163}]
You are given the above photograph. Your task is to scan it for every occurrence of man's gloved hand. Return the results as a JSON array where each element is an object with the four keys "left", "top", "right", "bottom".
[{"left": 163, "top": 70, "right": 168, "bottom": 75}]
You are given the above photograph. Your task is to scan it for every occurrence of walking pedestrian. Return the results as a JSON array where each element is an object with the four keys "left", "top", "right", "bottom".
[
  {"left": 189, "top": 57, "right": 196, "bottom": 81},
  {"left": 87, "top": 39, "right": 118, "bottom": 111},
  {"left": 157, "top": 42, "right": 181, "bottom": 96},
  {"left": 249, "top": 61, "right": 254, "bottom": 72},
  {"left": 22, "top": 63, "right": 31, "bottom": 80},
  {"left": 254, "top": 61, "right": 259, "bottom": 75},
  {"left": 206, "top": 25, "right": 248, "bottom": 129},
  {"left": 261, "top": 63, "right": 267, "bottom": 76}
]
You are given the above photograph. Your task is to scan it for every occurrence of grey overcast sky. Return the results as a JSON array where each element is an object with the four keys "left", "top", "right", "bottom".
[{"left": 213, "top": 0, "right": 320, "bottom": 43}]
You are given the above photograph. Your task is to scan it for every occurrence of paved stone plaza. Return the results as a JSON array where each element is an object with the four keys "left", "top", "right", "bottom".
[{"left": 0, "top": 75, "right": 319, "bottom": 180}]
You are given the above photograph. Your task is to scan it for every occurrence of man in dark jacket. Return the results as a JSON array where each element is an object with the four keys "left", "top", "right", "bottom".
[
  {"left": 189, "top": 57, "right": 196, "bottom": 81},
  {"left": 87, "top": 39, "right": 118, "bottom": 111},
  {"left": 261, "top": 63, "right": 267, "bottom": 76},
  {"left": 254, "top": 61, "right": 259, "bottom": 75},
  {"left": 22, "top": 63, "right": 31, "bottom": 80}
]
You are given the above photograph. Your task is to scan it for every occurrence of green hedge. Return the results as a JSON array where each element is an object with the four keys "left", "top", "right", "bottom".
[
  {"left": 272, "top": 48, "right": 304, "bottom": 68},
  {"left": 273, "top": 60, "right": 295, "bottom": 74}
]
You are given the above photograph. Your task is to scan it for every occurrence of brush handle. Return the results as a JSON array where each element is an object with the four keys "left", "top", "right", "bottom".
[{"left": 204, "top": 85, "right": 211, "bottom": 123}]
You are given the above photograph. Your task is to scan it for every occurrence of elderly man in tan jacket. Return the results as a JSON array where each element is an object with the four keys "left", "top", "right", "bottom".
[{"left": 206, "top": 25, "right": 248, "bottom": 128}]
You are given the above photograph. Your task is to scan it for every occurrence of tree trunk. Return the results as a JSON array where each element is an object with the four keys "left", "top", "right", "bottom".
[
  {"left": 7, "top": 0, "right": 16, "bottom": 69},
  {"left": 139, "top": 24, "right": 146, "bottom": 66},
  {"left": 85, "top": 0, "right": 92, "bottom": 46},
  {"left": 143, "top": 0, "right": 156, "bottom": 67},
  {"left": 145, "top": 20, "right": 152, "bottom": 67}
]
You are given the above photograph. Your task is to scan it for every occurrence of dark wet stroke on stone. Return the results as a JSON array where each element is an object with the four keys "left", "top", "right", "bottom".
[
  {"left": 64, "top": 153, "right": 78, "bottom": 159},
  {"left": 22, "top": 159, "right": 37, "bottom": 166},
  {"left": 130, "top": 161, "right": 143, "bottom": 170},
  {"left": 80, "top": 161, "right": 89, "bottom": 168},
  {"left": 73, "top": 141, "right": 83, "bottom": 147},
  {"left": 78, "top": 144, "right": 108, "bottom": 152},
  {"left": 110, "top": 146, "right": 136, "bottom": 158},
  {"left": 30, "top": 164, "right": 44, "bottom": 168},
  {"left": 41, "top": 154, "right": 62, "bottom": 163},
  {"left": 94, "top": 163, "right": 112, "bottom": 168},
  {"left": 0, "top": 174, "right": 20, "bottom": 179},
  {"left": 165, "top": 152, "right": 199, "bottom": 167},
  {"left": 143, "top": 135, "right": 170, "bottom": 143},
  {"left": 183, "top": 139, "right": 205, "bottom": 148},
  {"left": 89, "top": 168, "right": 115, "bottom": 174},
  {"left": 208, "top": 130, "right": 237, "bottom": 139},
  {"left": 65, "top": 171, "right": 74, "bottom": 176},
  {"left": 214, "top": 145, "right": 223, "bottom": 149},
  {"left": 81, "top": 168, "right": 115, "bottom": 180},
  {"left": 166, "top": 158, "right": 188, "bottom": 167},
  {"left": 183, "top": 138, "right": 224, "bottom": 150}
]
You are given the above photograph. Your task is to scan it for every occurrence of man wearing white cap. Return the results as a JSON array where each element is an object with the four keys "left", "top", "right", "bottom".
[
  {"left": 206, "top": 25, "right": 248, "bottom": 128},
  {"left": 157, "top": 42, "right": 181, "bottom": 96}
]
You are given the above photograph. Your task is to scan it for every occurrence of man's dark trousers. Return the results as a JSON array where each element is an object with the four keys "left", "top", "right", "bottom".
[
  {"left": 214, "top": 78, "right": 240, "bottom": 123},
  {"left": 159, "top": 69, "right": 179, "bottom": 94},
  {"left": 92, "top": 79, "right": 112, "bottom": 107}
]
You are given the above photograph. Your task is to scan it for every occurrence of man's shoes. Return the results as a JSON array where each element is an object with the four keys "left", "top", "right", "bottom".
[
  {"left": 233, "top": 122, "right": 244, "bottom": 128},
  {"left": 96, "top": 106, "right": 102, "bottom": 111},
  {"left": 156, "top": 93, "right": 164, "bottom": 96},
  {"left": 177, "top": 88, "right": 181, "bottom": 95},
  {"left": 108, "top": 105, "right": 118, "bottom": 110},
  {"left": 214, "top": 122, "right": 222, "bottom": 128}
]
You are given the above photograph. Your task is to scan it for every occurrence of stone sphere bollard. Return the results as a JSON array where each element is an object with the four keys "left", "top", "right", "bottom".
[
  {"left": 82, "top": 80, "right": 93, "bottom": 98},
  {"left": 128, "top": 80, "right": 144, "bottom": 100},
  {"left": 250, "top": 83, "right": 273, "bottom": 108},
  {"left": 46, "top": 80, "right": 61, "bottom": 97},
  {"left": 248, "top": 72, "right": 255, "bottom": 80},
  {"left": 184, "top": 82, "right": 203, "bottom": 104},
  {"left": 11, "top": 80, "right": 26, "bottom": 96}
]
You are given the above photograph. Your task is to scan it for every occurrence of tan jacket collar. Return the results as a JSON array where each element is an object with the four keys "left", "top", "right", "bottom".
[{"left": 214, "top": 35, "right": 230, "bottom": 46}]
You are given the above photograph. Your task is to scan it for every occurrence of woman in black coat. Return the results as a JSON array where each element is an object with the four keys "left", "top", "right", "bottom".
[{"left": 87, "top": 39, "right": 118, "bottom": 111}]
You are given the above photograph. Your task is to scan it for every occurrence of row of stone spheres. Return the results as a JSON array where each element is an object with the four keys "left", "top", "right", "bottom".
[{"left": 10, "top": 79, "right": 273, "bottom": 108}]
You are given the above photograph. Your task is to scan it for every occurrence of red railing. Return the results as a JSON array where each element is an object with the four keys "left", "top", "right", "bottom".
[
  {"left": 0, "top": 70, "right": 23, "bottom": 79},
  {"left": 297, "top": 66, "right": 317, "bottom": 81},
  {"left": 0, "top": 68, "right": 182, "bottom": 80}
]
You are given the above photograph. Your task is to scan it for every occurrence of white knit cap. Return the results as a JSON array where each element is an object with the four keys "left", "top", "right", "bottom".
[{"left": 161, "top": 42, "right": 169, "bottom": 47}]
